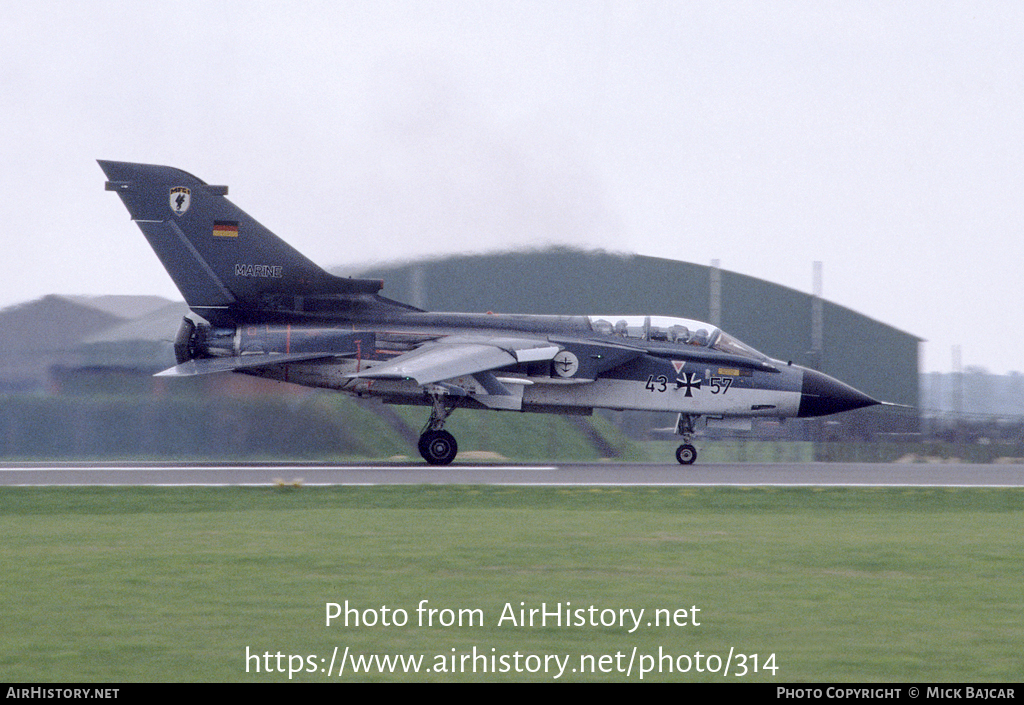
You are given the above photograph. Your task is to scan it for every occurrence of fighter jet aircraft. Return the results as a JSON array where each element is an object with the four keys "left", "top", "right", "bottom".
[{"left": 99, "top": 160, "right": 880, "bottom": 465}]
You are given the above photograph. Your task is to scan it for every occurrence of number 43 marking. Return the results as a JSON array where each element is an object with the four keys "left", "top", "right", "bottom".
[{"left": 646, "top": 375, "right": 668, "bottom": 392}]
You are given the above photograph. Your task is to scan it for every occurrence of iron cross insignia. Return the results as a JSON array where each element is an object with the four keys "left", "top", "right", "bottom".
[{"left": 675, "top": 372, "right": 702, "bottom": 397}]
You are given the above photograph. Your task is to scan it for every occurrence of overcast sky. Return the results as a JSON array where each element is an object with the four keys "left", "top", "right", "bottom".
[{"left": 3, "top": 1, "right": 1022, "bottom": 373}]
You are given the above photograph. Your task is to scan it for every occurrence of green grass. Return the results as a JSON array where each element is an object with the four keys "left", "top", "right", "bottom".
[
  {"left": 2, "top": 486, "right": 1022, "bottom": 682},
  {"left": 0, "top": 393, "right": 645, "bottom": 462}
]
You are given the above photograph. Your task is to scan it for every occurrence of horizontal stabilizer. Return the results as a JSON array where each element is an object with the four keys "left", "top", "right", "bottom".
[{"left": 156, "top": 352, "right": 344, "bottom": 377}]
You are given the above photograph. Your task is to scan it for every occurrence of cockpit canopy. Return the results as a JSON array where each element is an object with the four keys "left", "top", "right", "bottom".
[{"left": 588, "top": 315, "right": 769, "bottom": 362}]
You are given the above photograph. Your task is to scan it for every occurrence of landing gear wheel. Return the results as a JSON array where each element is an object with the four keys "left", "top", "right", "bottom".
[
  {"left": 419, "top": 430, "right": 458, "bottom": 465},
  {"left": 676, "top": 443, "right": 697, "bottom": 465}
]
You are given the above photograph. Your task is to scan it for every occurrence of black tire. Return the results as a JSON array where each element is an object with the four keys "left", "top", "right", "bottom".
[
  {"left": 419, "top": 430, "right": 458, "bottom": 465},
  {"left": 675, "top": 443, "right": 697, "bottom": 465}
]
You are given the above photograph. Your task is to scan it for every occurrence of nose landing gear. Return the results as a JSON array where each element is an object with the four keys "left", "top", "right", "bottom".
[
  {"left": 674, "top": 413, "right": 699, "bottom": 465},
  {"left": 675, "top": 443, "right": 697, "bottom": 465}
]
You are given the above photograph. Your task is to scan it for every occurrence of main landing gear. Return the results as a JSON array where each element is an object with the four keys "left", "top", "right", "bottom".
[
  {"left": 674, "top": 413, "right": 699, "bottom": 465},
  {"left": 419, "top": 430, "right": 457, "bottom": 465},
  {"left": 418, "top": 392, "right": 459, "bottom": 465}
]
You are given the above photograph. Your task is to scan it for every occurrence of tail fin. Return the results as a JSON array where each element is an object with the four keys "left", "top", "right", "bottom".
[{"left": 98, "top": 160, "right": 388, "bottom": 323}]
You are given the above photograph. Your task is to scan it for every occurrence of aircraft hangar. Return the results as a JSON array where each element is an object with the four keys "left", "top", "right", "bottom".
[{"left": 356, "top": 248, "right": 921, "bottom": 438}]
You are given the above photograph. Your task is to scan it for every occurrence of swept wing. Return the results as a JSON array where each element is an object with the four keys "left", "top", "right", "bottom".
[{"left": 347, "top": 337, "right": 561, "bottom": 386}]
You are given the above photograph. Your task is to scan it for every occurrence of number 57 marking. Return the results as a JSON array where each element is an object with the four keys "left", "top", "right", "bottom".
[{"left": 709, "top": 376, "right": 733, "bottom": 394}]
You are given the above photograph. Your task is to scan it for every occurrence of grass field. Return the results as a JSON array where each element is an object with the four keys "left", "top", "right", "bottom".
[{"left": 2, "top": 486, "right": 1022, "bottom": 682}]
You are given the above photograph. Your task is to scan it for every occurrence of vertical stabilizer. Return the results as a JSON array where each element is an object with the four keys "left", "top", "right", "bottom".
[{"left": 98, "top": 160, "right": 384, "bottom": 322}]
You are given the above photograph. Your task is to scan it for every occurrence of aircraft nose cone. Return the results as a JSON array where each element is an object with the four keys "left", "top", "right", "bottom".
[{"left": 798, "top": 368, "right": 880, "bottom": 418}]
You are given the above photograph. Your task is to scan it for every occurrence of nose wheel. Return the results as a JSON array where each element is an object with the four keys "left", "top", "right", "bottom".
[
  {"left": 675, "top": 443, "right": 697, "bottom": 465},
  {"left": 674, "top": 413, "right": 700, "bottom": 465}
]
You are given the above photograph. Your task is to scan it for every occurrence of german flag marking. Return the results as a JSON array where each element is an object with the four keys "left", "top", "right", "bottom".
[{"left": 213, "top": 220, "right": 239, "bottom": 237}]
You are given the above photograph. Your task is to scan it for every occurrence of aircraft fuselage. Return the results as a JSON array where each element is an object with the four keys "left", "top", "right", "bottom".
[{"left": 184, "top": 311, "right": 851, "bottom": 421}]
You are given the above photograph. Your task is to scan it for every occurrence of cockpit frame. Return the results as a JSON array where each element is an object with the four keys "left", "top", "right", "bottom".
[{"left": 588, "top": 315, "right": 769, "bottom": 362}]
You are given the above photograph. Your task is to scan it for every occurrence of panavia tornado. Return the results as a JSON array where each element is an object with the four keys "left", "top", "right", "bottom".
[{"left": 99, "top": 160, "right": 881, "bottom": 465}]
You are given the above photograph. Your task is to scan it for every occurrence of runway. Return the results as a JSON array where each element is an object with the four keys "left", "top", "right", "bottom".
[{"left": 2, "top": 462, "right": 1024, "bottom": 487}]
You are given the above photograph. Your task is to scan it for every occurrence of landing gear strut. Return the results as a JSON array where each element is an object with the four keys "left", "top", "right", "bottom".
[
  {"left": 418, "top": 392, "right": 459, "bottom": 465},
  {"left": 674, "top": 413, "right": 699, "bottom": 465}
]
